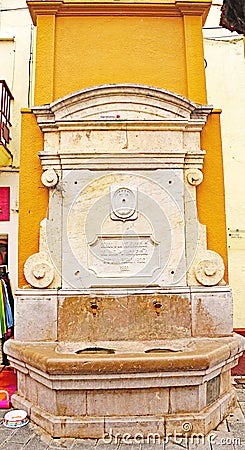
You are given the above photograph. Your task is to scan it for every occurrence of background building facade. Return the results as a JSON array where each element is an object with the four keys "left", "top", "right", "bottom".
[
  {"left": 203, "top": 1, "right": 245, "bottom": 328},
  {"left": 0, "top": 0, "right": 35, "bottom": 291}
]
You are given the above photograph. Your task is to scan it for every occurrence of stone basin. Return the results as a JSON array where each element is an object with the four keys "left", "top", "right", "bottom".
[
  {"left": 5, "top": 335, "right": 244, "bottom": 376},
  {"left": 55, "top": 338, "right": 193, "bottom": 355},
  {"left": 4, "top": 335, "right": 245, "bottom": 439}
]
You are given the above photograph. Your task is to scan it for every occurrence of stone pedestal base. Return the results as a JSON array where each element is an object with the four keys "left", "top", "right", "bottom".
[
  {"left": 5, "top": 335, "right": 244, "bottom": 438},
  {"left": 9, "top": 389, "right": 238, "bottom": 439}
]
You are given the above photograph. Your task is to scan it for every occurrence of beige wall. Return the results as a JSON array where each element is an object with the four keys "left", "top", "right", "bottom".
[
  {"left": 0, "top": 0, "right": 34, "bottom": 289},
  {"left": 0, "top": 0, "right": 35, "bottom": 167},
  {"left": 204, "top": 3, "right": 245, "bottom": 327}
]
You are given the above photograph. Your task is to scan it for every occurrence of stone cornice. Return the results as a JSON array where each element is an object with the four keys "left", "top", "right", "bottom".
[
  {"left": 33, "top": 120, "right": 209, "bottom": 133},
  {"left": 27, "top": 1, "right": 211, "bottom": 25},
  {"left": 34, "top": 117, "right": 212, "bottom": 137},
  {"left": 38, "top": 150, "right": 205, "bottom": 170},
  {"left": 34, "top": 85, "right": 209, "bottom": 171}
]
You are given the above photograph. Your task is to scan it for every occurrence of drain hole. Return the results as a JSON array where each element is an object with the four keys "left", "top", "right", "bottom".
[
  {"left": 145, "top": 348, "right": 180, "bottom": 354},
  {"left": 75, "top": 347, "right": 115, "bottom": 354}
]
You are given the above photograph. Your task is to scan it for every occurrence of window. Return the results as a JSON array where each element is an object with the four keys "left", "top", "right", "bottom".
[{"left": 0, "top": 80, "right": 14, "bottom": 149}]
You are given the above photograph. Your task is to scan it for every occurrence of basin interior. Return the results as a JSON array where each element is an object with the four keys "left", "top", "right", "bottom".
[
  {"left": 55, "top": 338, "right": 194, "bottom": 355},
  {"left": 75, "top": 347, "right": 115, "bottom": 354},
  {"left": 145, "top": 348, "right": 180, "bottom": 353}
]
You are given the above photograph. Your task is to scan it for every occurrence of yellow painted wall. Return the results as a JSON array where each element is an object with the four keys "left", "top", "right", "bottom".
[
  {"left": 19, "top": 1, "right": 229, "bottom": 286},
  {"left": 34, "top": 15, "right": 55, "bottom": 105},
  {"left": 18, "top": 110, "right": 48, "bottom": 287},
  {"left": 183, "top": 15, "right": 207, "bottom": 103},
  {"left": 53, "top": 16, "right": 187, "bottom": 101},
  {"left": 32, "top": 4, "right": 208, "bottom": 106},
  {"left": 199, "top": 110, "right": 228, "bottom": 282}
]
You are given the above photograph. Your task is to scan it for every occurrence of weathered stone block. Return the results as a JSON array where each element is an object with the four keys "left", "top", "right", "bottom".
[
  {"left": 191, "top": 289, "right": 233, "bottom": 337},
  {"left": 170, "top": 384, "right": 206, "bottom": 413},
  {"left": 87, "top": 388, "right": 169, "bottom": 416},
  {"left": 15, "top": 292, "right": 58, "bottom": 341}
]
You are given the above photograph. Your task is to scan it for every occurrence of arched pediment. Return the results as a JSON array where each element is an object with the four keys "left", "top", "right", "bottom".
[{"left": 33, "top": 84, "right": 212, "bottom": 125}]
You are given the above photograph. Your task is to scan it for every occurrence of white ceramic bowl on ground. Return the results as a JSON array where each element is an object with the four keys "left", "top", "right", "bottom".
[{"left": 3, "top": 409, "right": 29, "bottom": 428}]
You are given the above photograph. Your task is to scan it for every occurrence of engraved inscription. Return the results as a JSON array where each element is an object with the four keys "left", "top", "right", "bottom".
[
  {"left": 88, "top": 235, "right": 160, "bottom": 278},
  {"left": 100, "top": 237, "right": 149, "bottom": 264}
]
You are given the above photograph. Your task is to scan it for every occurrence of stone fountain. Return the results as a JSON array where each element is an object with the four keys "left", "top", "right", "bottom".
[{"left": 5, "top": 85, "right": 244, "bottom": 438}]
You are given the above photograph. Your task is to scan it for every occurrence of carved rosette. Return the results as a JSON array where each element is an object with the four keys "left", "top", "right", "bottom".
[
  {"left": 194, "top": 250, "right": 225, "bottom": 286},
  {"left": 41, "top": 168, "right": 58, "bottom": 187},
  {"left": 186, "top": 168, "right": 203, "bottom": 186},
  {"left": 24, "top": 252, "right": 55, "bottom": 288}
]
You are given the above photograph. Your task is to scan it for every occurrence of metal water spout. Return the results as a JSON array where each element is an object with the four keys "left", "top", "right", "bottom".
[
  {"left": 153, "top": 299, "right": 162, "bottom": 316},
  {"left": 90, "top": 301, "right": 99, "bottom": 316}
]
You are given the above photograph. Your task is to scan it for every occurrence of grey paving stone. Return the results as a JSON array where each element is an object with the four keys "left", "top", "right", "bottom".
[
  {"left": 209, "top": 443, "right": 235, "bottom": 450},
  {"left": 238, "top": 402, "right": 245, "bottom": 417},
  {"left": 188, "top": 437, "right": 212, "bottom": 450},
  {"left": 235, "top": 389, "right": 245, "bottom": 402},
  {"left": 226, "top": 421, "right": 245, "bottom": 441},
  {"left": 95, "top": 439, "right": 119, "bottom": 449},
  {"left": 48, "top": 437, "right": 75, "bottom": 448},
  {"left": 72, "top": 439, "right": 98, "bottom": 449},
  {"left": 103, "top": 440, "right": 119, "bottom": 449},
  {"left": 140, "top": 441, "right": 164, "bottom": 450},
  {"left": 234, "top": 438, "right": 245, "bottom": 450},
  {"left": 208, "top": 431, "right": 239, "bottom": 449},
  {"left": 118, "top": 443, "right": 141, "bottom": 450},
  {"left": 29, "top": 423, "right": 53, "bottom": 446},
  {"left": 0, "top": 423, "right": 17, "bottom": 446},
  {"left": 226, "top": 406, "right": 245, "bottom": 423},
  {"left": 8, "top": 423, "right": 34, "bottom": 444},
  {"left": 0, "top": 408, "right": 10, "bottom": 420},
  {"left": 214, "top": 419, "right": 229, "bottom": 432},
  {"left": 164, "top": 436, "right": 188, "bottom": 449},
  {"left": 23, "top": 434, "right": 50, "bottom": 450},
  {"left": 0, "top": 442, "right": 24, "bottom": 450}
]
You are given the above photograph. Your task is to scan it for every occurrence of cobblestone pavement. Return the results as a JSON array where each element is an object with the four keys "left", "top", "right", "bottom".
[{"left": 0, "top": 379, "right": 244, "bottom": 450}]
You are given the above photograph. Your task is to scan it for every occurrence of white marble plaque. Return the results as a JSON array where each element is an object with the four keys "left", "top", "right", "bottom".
[
  {"left": 88, "top": 234, "right": 160, "bottom": 277},
  {"left": 54, "top": 169, "right": 188, "bottom": 288}
]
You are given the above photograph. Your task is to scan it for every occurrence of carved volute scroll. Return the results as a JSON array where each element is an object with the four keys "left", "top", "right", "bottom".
[
  {"left": 24, "top": 252, "right": 55, "bottom": 288},
  {"left": 23, "top": 219, "right": 60, "bottom": 289},
  {"left": 41, "top": 168, "right": 59, "bottom": 187},
  {"left": 194, "top": 250, "right": 225, "bottom": 286},
  {"left": 186, "top": 168, "right": 203, "bottom": 186}
]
